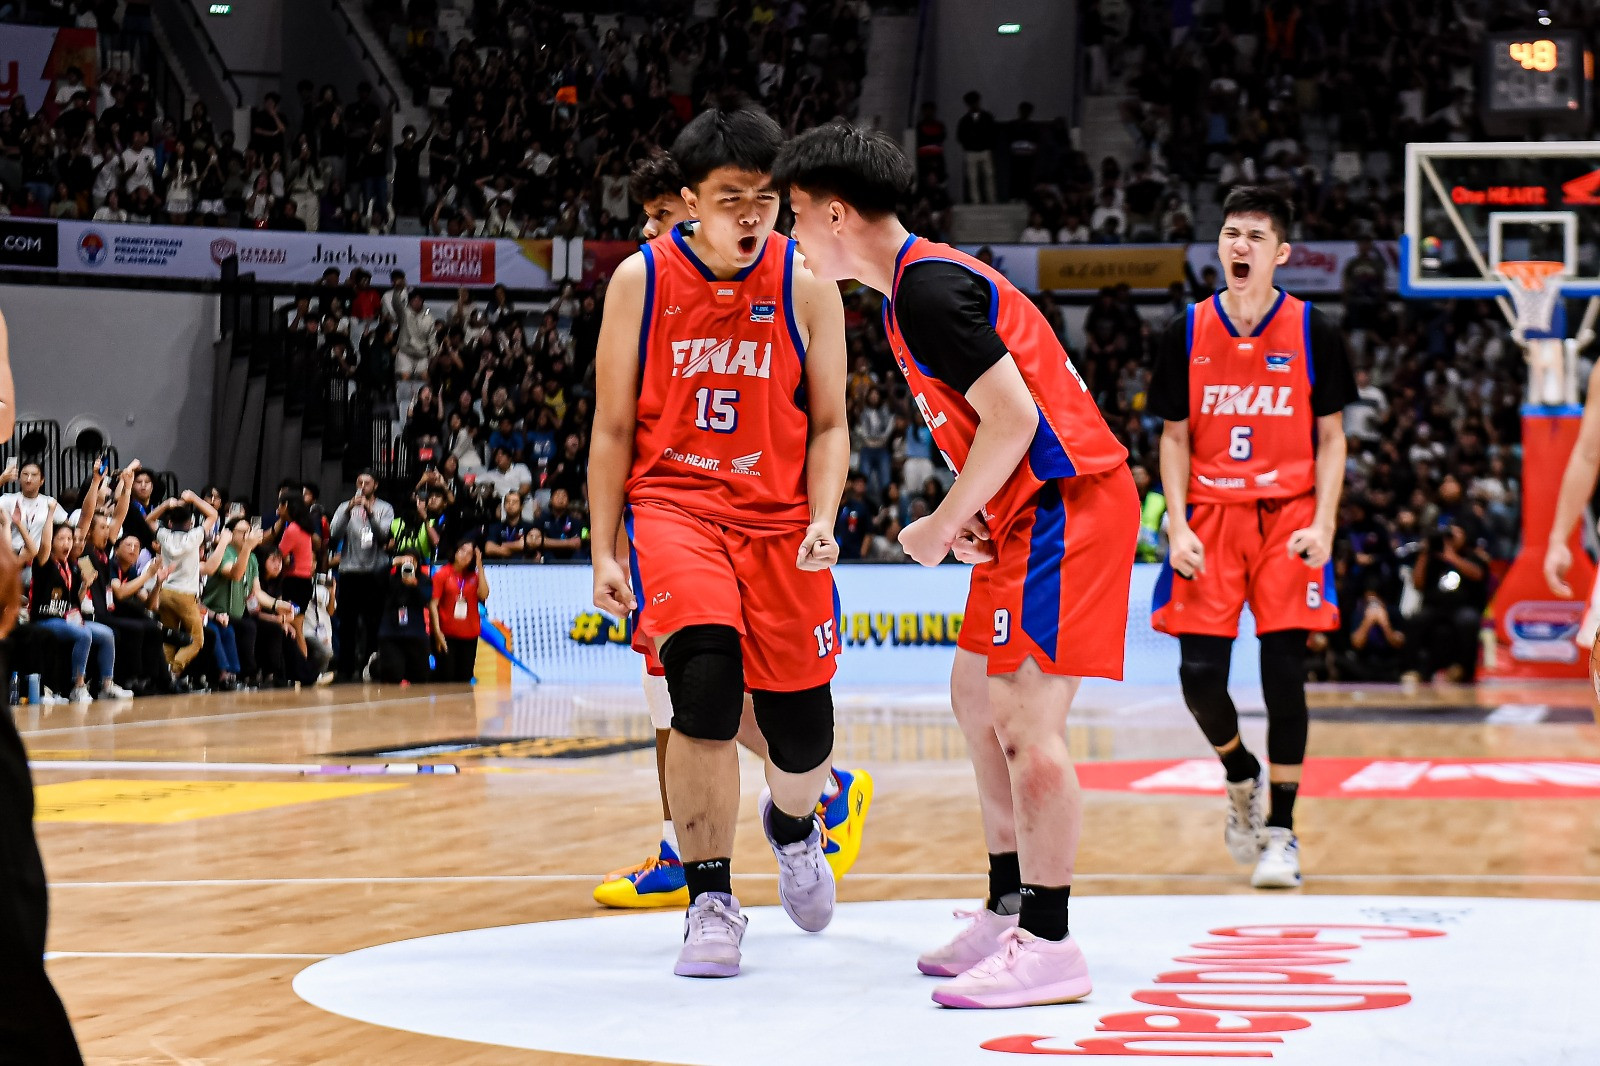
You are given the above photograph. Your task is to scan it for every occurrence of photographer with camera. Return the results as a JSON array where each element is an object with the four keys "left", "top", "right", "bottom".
[
  {"left": 1404, "top": 519, "right": 1490, "bottom": 683},
  {"left": 373, "top": 550, "right": 433, "bottom": 683},
  {"left": 390, "top": 487, "right": 441, "bottom": 565},
  {"left": 430, "top": 539, "right": 488, "bottom": 682},
  {"left": 329, "top": 471, "right": 393, "bottom": 683}
]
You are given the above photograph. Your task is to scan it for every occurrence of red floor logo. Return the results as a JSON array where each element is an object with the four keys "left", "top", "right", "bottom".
[
  {"left": 1074, "top": 757, "right": 1600, "bottom": 799},
  {"left": 985, "top": 920, "right": 1441, "bottom": 1058}
]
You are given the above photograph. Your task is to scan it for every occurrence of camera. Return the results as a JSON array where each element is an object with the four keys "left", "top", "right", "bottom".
[{"left": 398, "top": 559, "right": 418, "bottom": 580}]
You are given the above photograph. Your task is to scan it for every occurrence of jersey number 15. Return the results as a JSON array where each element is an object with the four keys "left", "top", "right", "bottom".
[{"left": 694, "top": 388, "right": 739, "bottom": 433}]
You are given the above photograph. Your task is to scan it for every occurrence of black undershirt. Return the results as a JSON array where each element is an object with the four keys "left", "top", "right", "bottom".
[
  {"left": 892, "top": 260, "right": 1011, "bottom": 396},
  {"left": 1145, "top": 298, "right": 1357, "bottom": 421}
]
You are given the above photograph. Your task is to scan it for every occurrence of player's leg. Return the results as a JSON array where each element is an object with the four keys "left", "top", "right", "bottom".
[
  {"left": 736, "top": 527, "right": 842, "bottom": 933},
  {"left": 932, "top": 470, "right": 1137, "bottom": 1009},
  {"left": 1245, "top": 494, "right": 1336, "bottom": 888},
  {"left": 1253, "top": 628, "right": 1309, "bottom": 889},
  {"left": 592, "top": 661, "right": 688, "bottom": 909},
  {"left": 1160, "top": 502, "right": 1265, "bottom": 864},
  {"left": 917, "top": 575, "right": 1023, "bottom": 978},
  {"left": 627, "top": 504, "right": 750, "bottom": 975}
]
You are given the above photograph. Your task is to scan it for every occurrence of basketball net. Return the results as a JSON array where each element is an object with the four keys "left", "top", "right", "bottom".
[{"left": 1497, "top": 259, "right": 1566, "bottom": 336}]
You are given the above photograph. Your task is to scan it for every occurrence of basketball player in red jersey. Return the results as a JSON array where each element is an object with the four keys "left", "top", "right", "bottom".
[
  {"left": 776, "top": 124, "right": 1138, "bottom": 1009},
  {"left": 594, "top": 150, "right": 875, "bottom": 913},
  {"left": 589, "top": 105, "right": 850, "bottom": 978},
  {"left": 1147, "top": 186, "right": 1356, "bottom": 889}
]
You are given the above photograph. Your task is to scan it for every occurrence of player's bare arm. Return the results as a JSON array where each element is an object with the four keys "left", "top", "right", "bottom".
[
  {"left": 1160, "top": 418, "right": 1204, "bottom": 577},
  {"left": 899, "top": 354, "right": 1036, "bottom": 566},
  {"left": 588, "top": 252, "right": 647, "bottom": 617},
  {"left": 0, "top": 310, "right": 12, "bottom": 442},
  {"left": 793, "top": 262, "right": 849, "bottom": 571},
  {"left": 1545, "top": 360, "right": 1600, "bottom": 595},
  {"left": 1286, "top": 412, "right": 1346, "bottom": 569}
]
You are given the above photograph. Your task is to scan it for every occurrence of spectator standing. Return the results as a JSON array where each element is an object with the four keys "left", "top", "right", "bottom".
[
  {"left": 1, "top": 460, "right": 67, "bottom": 569},
  {"left": 328, "top": 471, "right": 394, "bottom": 682},
  {"left": 1004, "top": 102, "right": 1040, "bottom": 201},
  {"left": 914, "top": 101, "right": 947, "bottom": 186},
  {"left": 855, "top": 386, "right": 895, "bottom": 497},
  {"left": 396, "top": 292, "right": 438, "bottom": 383},
  {"left": 430, "top": 540, "right": 488, "bottom": 682},
  {"left": 146, "top": 491, "right": 217, "bottom": 688},
  {"left": 956, "top": 90, "right": 996, "bottom": 204}
]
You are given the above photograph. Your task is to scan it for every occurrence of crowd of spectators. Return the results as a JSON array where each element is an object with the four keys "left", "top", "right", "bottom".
[
  {"left": 0, "top": 0, "right": 868, "bottom": 237},
  {"left": 2, "top": 454, "right": 501, "bottom": 702}
]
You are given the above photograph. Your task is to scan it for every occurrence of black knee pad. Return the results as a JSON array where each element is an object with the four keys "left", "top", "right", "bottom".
[
  {"left": 1258, "top": 629, "right": 1309, "bottom": 766},
  {"left": 660, "top": 624, "right": 745, "bottom": 742},
  {"left": 1178, "top": 634, "right": 1238, "bottom": 748},
  {"left": 751, "top": 684, "right": 834, "bottom": 774}
]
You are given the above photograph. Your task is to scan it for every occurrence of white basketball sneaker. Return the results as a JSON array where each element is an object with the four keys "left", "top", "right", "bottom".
[
  {"left": 1251, "top": 827, "right": 1302, "bottom": 889},
  {"left": 1225, "top": 775, "right": 1267, "bottom": 863}
]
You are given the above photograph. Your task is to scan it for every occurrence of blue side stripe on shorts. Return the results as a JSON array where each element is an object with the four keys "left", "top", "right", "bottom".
[{"left": 1020, "top": 486, "right": 1068, "bottom": 661}]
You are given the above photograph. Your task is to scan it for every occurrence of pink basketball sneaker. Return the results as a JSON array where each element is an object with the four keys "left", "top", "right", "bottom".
[
  {"left": 916, "top": 907, "right": 1019, "bottom": 977},
  {"left": 931, "top": 927, "right": 1093, "bottom": 1009}
]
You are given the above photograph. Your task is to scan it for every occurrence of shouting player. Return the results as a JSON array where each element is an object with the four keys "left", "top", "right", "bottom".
[
  {"left": 594, "top": 149, "right": 874, "bottom": 911},
  {"left": 776, "top": 125, "right": 1138, "bottom": 1009},
  {"left": 589, "top": 105, "right": 850, "bottom": 978},
  {"left": 1148, "top": 186, "right": 1355, "bottom": 889}
]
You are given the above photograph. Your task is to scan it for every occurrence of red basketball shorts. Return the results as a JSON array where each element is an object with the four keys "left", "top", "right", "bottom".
[
  {"left": 626, "top": 501, "right": 839, "bottom": 692},
  {"left": 956, "top": 466, "right": 1139, "bottom": 678},
  {"left": 1151, "top": 493, "right": 1340, "bottom": 637}
]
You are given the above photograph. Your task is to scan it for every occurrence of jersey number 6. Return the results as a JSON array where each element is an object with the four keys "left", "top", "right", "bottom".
[
  {"left": 694, "top": 388, "right": 739, "bottom": 433},
  {"left": 1229, "top": 425, "right": 1253, "bottom": 460}
]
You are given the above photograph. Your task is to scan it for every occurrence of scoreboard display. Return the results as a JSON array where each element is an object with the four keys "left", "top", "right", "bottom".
[{"left": 1482, "top": 30, "right": 1592, "bottom": 135}]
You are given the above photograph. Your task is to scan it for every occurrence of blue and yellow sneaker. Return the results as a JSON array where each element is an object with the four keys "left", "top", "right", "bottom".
[
  {"left": 593, "top": 839, "right": 690, "bottom": 909},
  {"left": 816, "top": 767, "right": 874, "bottom": 880}
]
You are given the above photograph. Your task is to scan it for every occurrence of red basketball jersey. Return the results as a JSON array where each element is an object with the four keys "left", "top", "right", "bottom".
[
  {"left": 1186, "top": 290, "right": 1316, "bottom": 503},
  {"left": 883, "top": 236, "right": 1128, "bottom": 526},
  {"left": 628, "top": 227, "right": 810, "bottom": 531}
]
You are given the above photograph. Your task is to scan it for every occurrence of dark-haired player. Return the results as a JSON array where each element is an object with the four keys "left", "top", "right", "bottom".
[
  {"left": 776, "top": 124, "right": 1138, "bottom": 1008},
  {"left": 1147, "top": 186, "right": 1355, "bottom": 889},
  {"left": 594, "top": 149, "right": 874, "bottom": 913},
  {"left": 589, "top": 105, "right": 850, "bottom": 978}
]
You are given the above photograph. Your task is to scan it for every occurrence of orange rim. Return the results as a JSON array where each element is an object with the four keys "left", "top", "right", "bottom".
[{"left": 1497, "top": 260, "right": 1567, "bottom": 291}]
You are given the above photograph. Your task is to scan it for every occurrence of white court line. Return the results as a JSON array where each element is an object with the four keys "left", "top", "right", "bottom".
[
  {"left": 18, "top": 693, "right": 447, "bottom": 736},
  {"left": 47, "top": 872, "right": 1600, "bottom": 888},
  {"left": 45, "top": 951, "right": 331, "bottom": 960}
]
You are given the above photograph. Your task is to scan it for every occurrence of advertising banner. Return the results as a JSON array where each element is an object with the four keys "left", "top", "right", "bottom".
[
  {"left": 0, "top": 26, "right": 97, "bottom": 121},
  {"left": 0, "top": 218, "right": 58, "bottom": 269},
  {"left": 484, "top": 563, "right": 1260, "bottom": 688},
  {"left": 22, "top": 220, "right": 553, "bottom": 288},
  {"left": 953, "top": 244, "right": 1038, "bottom": 291},
  {"left": 1037, "top": 244, "right": 1189, "bottom": 292},
  {"left": 1185, "top": 239, "right": 1401, "bottom": 295}
]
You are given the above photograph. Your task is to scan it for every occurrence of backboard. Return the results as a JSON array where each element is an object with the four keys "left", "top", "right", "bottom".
[{"left": 1402, "top": 141, "right": 1600, "bottom": 300}]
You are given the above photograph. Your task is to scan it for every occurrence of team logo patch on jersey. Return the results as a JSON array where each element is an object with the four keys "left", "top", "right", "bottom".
[
  {"left": 713, "top": 284, "right": 738, "bottom": 304},
  {"left": 731, "top": 451, "right": 763, "bottom": 476},
  {"left": 749, "top": 301, "right": 776, "bottom": 323},
  {"left": 1265, "top": 350, "right": 1297, "bottom": 373}
]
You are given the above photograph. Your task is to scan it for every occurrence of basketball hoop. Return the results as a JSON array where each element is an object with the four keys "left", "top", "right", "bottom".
[{"left": 1497, "top": 260, "right": 1567, "bottom": 336}]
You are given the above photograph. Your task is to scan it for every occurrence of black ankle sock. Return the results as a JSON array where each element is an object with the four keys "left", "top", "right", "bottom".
[
  {"left": 766, "top": 805, "right": 816, "bottom": 847},
  {"left": 1267, "top": 781, "right": 1299, "bottom": 830},
  {"left": 1220, "top": 745, "right": 1262, "bottom": 783},
  {"left": 987, "top": 851, "right": 1021, "bottom": 912},
  {"left": 1018, "top": 884, "right": 1070, "bottom": 941},
  {"left": 684, "top": 858, "right": 732, "bottom": 901}
]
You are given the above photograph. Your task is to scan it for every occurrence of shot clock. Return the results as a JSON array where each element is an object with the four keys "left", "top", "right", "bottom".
[{"left": 1482, "top": 30, "right": 1592, "bottom": 136}]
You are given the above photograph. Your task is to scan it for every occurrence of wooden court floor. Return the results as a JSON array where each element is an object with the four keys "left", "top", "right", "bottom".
[{"left": 16, "top": 679, "right": 1600, "bottom": 1065}]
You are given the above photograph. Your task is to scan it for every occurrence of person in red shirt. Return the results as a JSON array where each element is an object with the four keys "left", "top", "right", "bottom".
[
  {"left": 1146, "top": 186, "right": 1356, "bottom": 890},
  {"left": 430, "top": 540, "right": 488, "bottom": 683},
  {"left": 777, "top": 124, "right": 1138, "bottom": 1008},
  {"left": 589, "top": 103, "right": 849, "bottom": 978}
]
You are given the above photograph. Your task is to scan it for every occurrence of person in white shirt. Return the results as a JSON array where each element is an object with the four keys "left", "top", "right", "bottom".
[
  {"left": 0, "top": 460, "right": 68, "bottom": 568},
  {"left": 396, "top": 292, "right": 439, "bottom": 379},
  {"left": 121, "top": 129, "right": 157, "bottom": 195},
  {"left": 1018, "top": 211, "right": 1053, "bottom": 243},
  {"left": 481, "top": 447, "right": 534, "bottom": 498},
  {"left": 145, "top": 490, "right": 222, "bottom": 687},
  {"left": 380, "top": 270, "right": 410, "bottom": 323},
  {"left": 1342, "top": 367, "right": 1390, "bottom": 443}
]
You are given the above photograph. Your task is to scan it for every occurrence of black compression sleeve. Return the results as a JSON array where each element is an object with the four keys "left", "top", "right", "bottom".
[
  {"left": 1309, "top": 308, "right": 1357, "bottom": 416},
  {"left": 1145, "top": 315, "right": 1191, "bottom": 421},
  {"left": 893, "top": 261, "right": 1011, "bottom": 395}
]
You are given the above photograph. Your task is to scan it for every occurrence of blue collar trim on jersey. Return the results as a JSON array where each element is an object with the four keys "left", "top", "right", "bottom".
[
  {"left": 671, "top": 225, "right": 763, "bottom": 283},
  {"left": 1212, "top": 287, "right": 1286, "bottom": 338}
]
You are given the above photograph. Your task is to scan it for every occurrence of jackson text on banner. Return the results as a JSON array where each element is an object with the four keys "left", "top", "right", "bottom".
[{"left": 1036, "top": 244, "right": 1188, "bottom": 292}]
